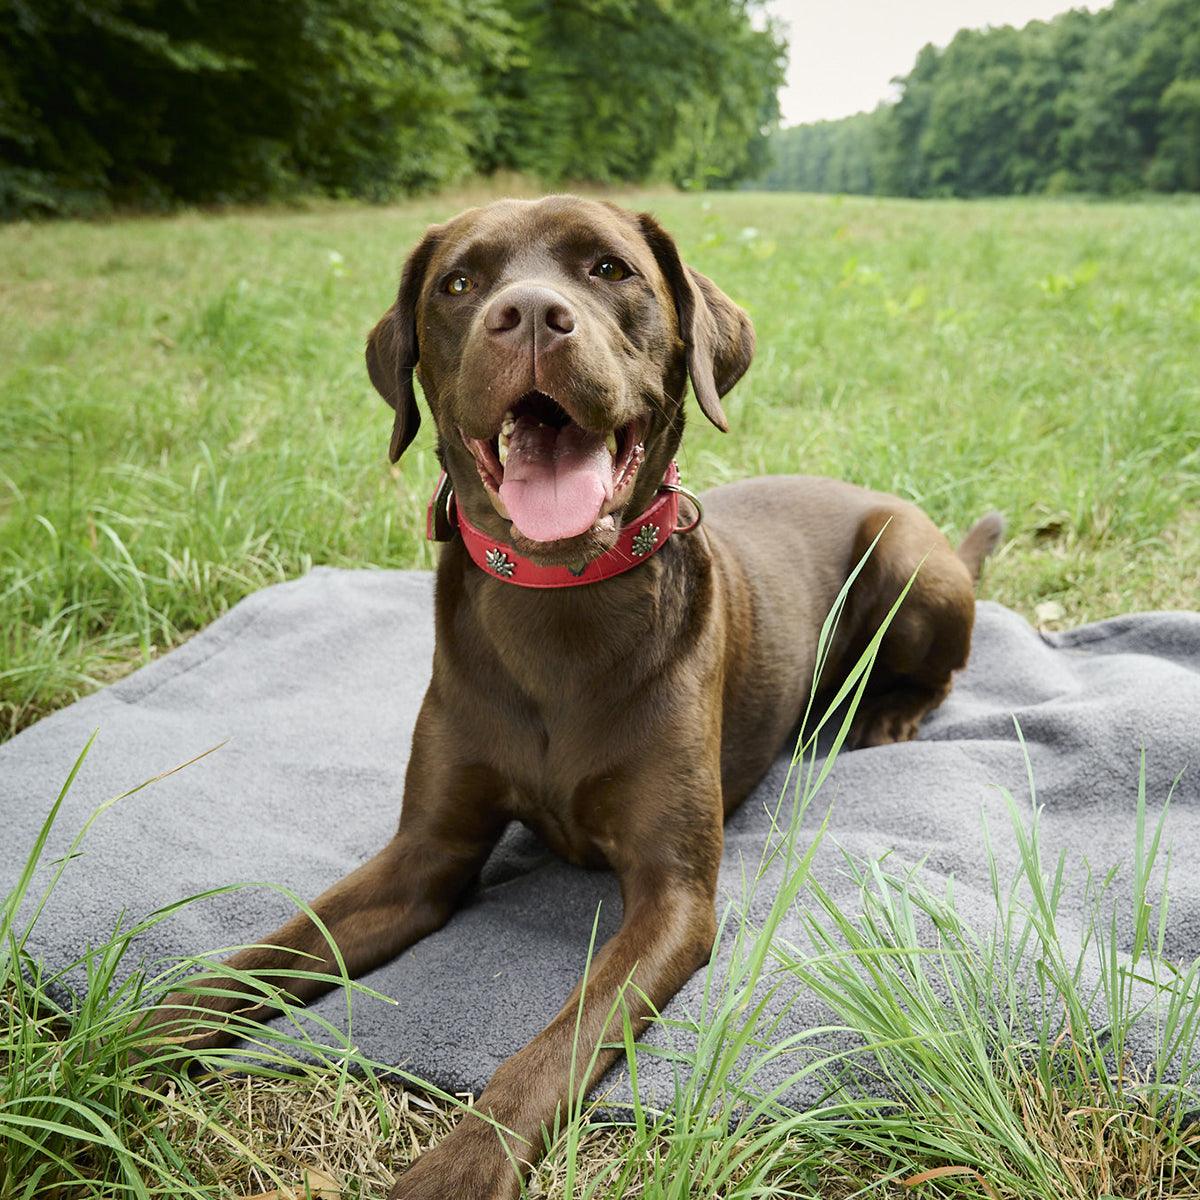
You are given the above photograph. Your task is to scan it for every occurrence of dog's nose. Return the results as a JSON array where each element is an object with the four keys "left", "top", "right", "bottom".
[{"left": 484, "top": 285, "right": 576, "bottom": 348}]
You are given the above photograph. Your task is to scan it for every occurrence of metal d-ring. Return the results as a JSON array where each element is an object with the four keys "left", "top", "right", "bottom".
[{"left": 663, "top": 483, "right": 703, "bottom": 533}]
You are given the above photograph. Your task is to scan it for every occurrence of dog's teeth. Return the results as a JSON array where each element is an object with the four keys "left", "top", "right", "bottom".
[
  {"left": 605, "top": 431, "right": 618, "bottom": 458},
  {"left": 498, "top": 416, "right": 513, "bottom": 468}
]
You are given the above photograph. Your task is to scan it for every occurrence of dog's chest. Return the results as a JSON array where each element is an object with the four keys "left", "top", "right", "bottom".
[
  {"left": 442, "top": 565, "right": 696, "bottom": 866},
  {"left": 501, "top": 774, "right": 623, "bottom": 869}
]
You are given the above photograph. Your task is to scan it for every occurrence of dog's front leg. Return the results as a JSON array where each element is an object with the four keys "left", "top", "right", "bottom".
[
  {"left": 139, "top": 702, "right": 506, "bottom": 1051},
  {"left": 389, "top": 781, "right": 722, "bottom": 1200}
]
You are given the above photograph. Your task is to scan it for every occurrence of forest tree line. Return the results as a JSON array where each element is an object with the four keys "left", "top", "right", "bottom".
[
  {"left": 1, "top": 0, "right": 784, "bottom": 218},
  {"left": 756, "top": 0, "right": 1200, "bottom": 197}
]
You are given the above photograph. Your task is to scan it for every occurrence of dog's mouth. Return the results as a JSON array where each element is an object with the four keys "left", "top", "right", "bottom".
[{"left": 460, "top": 391, "right": 646, "bottom": 544}]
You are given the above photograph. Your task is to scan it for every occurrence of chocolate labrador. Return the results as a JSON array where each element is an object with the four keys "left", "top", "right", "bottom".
[{"left": 146, "top": 195, "right": 1002, "bottom": 1197}]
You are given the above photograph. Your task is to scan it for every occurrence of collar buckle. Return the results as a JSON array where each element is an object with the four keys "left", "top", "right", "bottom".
[{"left": 425, "top": 471, "right": 458, "bottom": 543}]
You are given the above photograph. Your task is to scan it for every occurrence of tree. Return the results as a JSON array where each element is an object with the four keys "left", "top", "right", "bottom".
[
  {"left": 1153, "top": 77, "right": 1200, "bottom": 190},
  {"left": 753, "top": 0, "right": 1200, "bottom": 198},
  {"left": 492, "top": 0, "right": 783, "bottom": 188},
  {"left": 0, "top": 0, "right": 785, "bottom": 217}
]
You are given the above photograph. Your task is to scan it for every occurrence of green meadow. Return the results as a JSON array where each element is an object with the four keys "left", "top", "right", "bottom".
[
  {"left": 2, "top": 189, "right": 1198, "bottom": 737},
  {"left": 1, "top": 188, "right": 1199, "bottom": 1197}
]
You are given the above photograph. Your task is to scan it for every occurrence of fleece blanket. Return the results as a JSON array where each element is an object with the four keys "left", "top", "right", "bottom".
[{"left": 2, "top": 567, "right": 1198, "bottom": 1109}]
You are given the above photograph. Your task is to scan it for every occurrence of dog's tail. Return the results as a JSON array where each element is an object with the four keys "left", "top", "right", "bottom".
[{"left": 956, "top": 511, "right": 1005, "bottom": 582}]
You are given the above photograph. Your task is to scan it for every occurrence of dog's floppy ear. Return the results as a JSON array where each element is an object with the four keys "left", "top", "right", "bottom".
[
  {"left": 366, "top": 227, "right": 442, "bottom": 462},
  {"left": 638, "top": 213, "right": 755, "bottom": 432}
]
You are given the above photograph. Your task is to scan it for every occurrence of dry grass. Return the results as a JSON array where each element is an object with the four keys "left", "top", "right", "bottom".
[
  {"left": 152, "top": 1072, "right": 460, "bottom": 1198},
  {"left": 142, "top": 1064, "right": 1200, "bottom": 1200}
]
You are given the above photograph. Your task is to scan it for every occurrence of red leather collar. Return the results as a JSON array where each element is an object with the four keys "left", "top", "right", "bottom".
[{"left": 426, "top": 462, "right": 697, "bottom": 588}]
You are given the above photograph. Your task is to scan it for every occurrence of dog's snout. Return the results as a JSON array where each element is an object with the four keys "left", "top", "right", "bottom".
[{"left": 484, "top": 285, "right": 576, "bottom": 347}]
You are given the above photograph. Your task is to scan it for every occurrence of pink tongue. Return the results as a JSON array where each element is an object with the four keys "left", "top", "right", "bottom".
[{"left": 499, "top": 418, "right": 613, "bottom": 542}]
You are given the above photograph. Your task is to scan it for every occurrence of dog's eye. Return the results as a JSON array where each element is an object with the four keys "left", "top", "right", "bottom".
[
  {"left": 591, "top": 257, "right": 631, "bottom": 282},
  {"left": 445, "top": 274, "right": 475, "bottom": 295}
]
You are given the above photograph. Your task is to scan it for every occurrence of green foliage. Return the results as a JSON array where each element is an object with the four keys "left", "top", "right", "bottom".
[
  {"left": 1154, "top": 77, "right": 1200, "bottom": 191},
  {"left": 0, "top": 0, "right": 784, "bottom": 217},
  {"left": 0, "top": 0, "right": 517, "bottom": 215},
  {"left": 494, "top": 0, "right": 785, "bottom": 189},
  {"left": 753, "top": 111, "right": 880, "bottom": 195},
  {"left": 756, "top": 0, "right": 1200, "bottom": 197}
]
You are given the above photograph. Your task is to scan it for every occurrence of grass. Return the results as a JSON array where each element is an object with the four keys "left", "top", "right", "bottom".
[
  {"left": 0, "top": 733, "right": 485, "bottom": 1199},
  {"left": 2, "top": 187, "right": 1199, "bottom": 736}
]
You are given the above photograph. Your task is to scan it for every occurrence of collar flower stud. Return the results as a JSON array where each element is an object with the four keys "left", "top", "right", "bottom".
[{"left": 485, "top": 547, "right": 515, "bottom": 577}]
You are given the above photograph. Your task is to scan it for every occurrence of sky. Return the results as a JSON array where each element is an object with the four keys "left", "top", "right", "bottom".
[{"left": 767, "top": 1, "right": 1110, "bottom": 126}]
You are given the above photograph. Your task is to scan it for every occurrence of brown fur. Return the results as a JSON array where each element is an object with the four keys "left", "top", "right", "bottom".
[{"left": 144, "top": 196, "right": 1002, "bottom": 1198}]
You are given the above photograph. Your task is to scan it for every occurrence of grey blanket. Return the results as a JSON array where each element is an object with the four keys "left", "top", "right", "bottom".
[{"left": 3, "top": 568, "right": 1198, "bottom": 1108}]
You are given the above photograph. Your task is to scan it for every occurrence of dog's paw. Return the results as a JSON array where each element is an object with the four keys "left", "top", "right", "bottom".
[
  {"left": 387, "top": 1131, "right": 523, "bottom": 1200},
  {"left": 848, "top": 681, "right": 950, "bottom": 750},
  {"left": 850, "top": 709, "right": 922, "bottom": 748}
]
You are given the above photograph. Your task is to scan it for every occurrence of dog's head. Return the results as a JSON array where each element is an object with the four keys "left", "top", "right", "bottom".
[{"left": 366, "top": 195, "right": 754, "bottom": 565}]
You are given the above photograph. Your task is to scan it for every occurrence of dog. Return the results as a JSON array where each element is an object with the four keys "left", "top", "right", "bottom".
[{"left": 145, "top": 195, "right": 1002, "bottom": 1198}]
